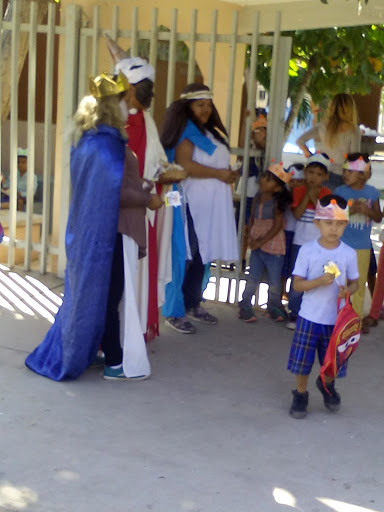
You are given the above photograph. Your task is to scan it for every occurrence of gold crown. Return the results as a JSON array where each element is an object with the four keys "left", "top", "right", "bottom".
[{"left": 89, "top": 72, "right": 130, "bottom": 98}]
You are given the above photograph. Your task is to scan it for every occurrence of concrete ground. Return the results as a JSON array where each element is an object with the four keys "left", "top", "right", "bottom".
[
  {"left": 1, "top": 164, "right": 384, "bottom": 512},
  {"left": 1, "top": 267, "right": 384, "bottom": 512}
]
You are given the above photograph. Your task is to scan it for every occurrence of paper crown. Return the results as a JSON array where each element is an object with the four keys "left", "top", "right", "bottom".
[
  {"left": 251, "top": 115, "right": 267, "bottom": 131},
  {"left": 287, "top": 164, "right": 304, "bottom": 180},
  {"left": 306, "top": 151, "right": 332, "bottom": 172},
  {"left": 17, "top": 147, "right": 27, "bottom": 157},
  {"left": 267, "top": 160, "right": 292, "bottom": 184},
  {"left": 89, "top": 72, "right": 130, "bottom": 98},
  {"left": 314, "top": 198, "right": 349, "bottom": 221},
  {"left": 342, "top": 155, "right": 370, "bottom": 172}
]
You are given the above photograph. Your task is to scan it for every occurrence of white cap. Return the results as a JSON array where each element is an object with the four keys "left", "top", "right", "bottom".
[{"left": 115, "top": 57, "right": 155, "bottom": 85}]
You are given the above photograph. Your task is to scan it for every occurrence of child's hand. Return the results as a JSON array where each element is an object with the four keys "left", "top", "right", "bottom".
[
  {"left": 248, "top": 238, "right": 261, "bottom": 250},
  {"left": 338, "top": 286, "right": 349, "bottom": 299},
  {"left": 319, "top": 272, "right": 335, "bottom": 287},
  {"left": 349, "top": 199, "right": 368, "bottom": 216},
  {"left": 307, "top": 184, "right": 321, "bottom": 204},
  {"left": 148, "top": 194, "right": 164, "bottom": 211}
]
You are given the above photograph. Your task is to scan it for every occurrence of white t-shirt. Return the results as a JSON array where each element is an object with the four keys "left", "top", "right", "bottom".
[{"left": 293, "top": 239, "right": 359, "bottom": 325}]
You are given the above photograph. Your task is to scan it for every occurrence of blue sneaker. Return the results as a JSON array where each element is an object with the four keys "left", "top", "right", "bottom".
[{"left": 103, "top": 365, "right": 150, "bottom": 381}]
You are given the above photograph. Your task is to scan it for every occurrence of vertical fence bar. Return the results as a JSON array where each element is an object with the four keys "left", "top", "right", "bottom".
[
  {"left": 265, "top": 12, "right": 282, "bottom": 165},
  {"left": 110, "top": 6, "right": 119, "bottom": 73},
  {"left": 78, "top": 24, "right": 89, "bottom": 100},
  {"left": 187, "top": 9, "right": 197, "bottom": 84},
  {"left": 166, "top": 8, "right": 177, "bottom": 107},
  {"left": 130, "top": 6, "right": 138, "bottom": 57},
  {"left": 24, "top": 1, "right": 38, "bottom": 269},
  {"left": 148, "top": 8, "right": 158, "bottom": 116},
  {"left": 8, "top": 0, "right": 21, "bottom": 268},
  {"left": 39, "top": 2, "right": 55, "bottom": 273},
  {"left": 207, "top": 9, "right": 218, "bottom": 90},
  {"left": 58, "top": 4, "right": 82, "bottom": 277},
  {"left": 91, "top": 5, "right": 99, "bottom": 77},
  {"left": 234, "top": 12, "right": 259, "bottom": 303},
  {"left": 224, "top": 10, "right": 238, "bottom": 135}
]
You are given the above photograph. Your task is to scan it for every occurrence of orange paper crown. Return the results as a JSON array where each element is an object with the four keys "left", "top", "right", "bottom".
[
  {"left": 314, "top": 198, "right": 349, "bottom": 221},
  {"left": 267, "top": 160, "right": 291, "bottom": 184}
]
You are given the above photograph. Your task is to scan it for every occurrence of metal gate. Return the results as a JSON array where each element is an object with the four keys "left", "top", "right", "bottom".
[{"left": 0, "top": 1, "right": 291, "bottom": 303}]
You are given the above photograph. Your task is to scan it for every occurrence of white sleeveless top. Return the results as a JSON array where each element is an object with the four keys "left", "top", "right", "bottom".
[{"left": 180, "top": 130, "right": 239, "bottom": 264}]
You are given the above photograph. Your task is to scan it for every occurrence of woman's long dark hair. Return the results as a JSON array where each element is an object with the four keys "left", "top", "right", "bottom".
[{"left": 160, "top": 83, "right": 228, "bottom": 149}]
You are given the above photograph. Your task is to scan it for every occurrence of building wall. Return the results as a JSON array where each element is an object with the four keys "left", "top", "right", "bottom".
[{"left": 52, "top": 0, "right": 246, "bottom": 246}]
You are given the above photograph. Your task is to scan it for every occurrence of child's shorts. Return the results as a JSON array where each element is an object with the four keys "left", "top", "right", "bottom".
[{"left": 287, "top": 316, "right": 347, "bottom": 377}]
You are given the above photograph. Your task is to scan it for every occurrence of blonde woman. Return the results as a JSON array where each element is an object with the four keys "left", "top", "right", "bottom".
[
  {"left": 296, "top": 93, "right": 361, "bottom": 190},
  {"left": 26, "top": 73, "right": 162, "bottom": 381}
]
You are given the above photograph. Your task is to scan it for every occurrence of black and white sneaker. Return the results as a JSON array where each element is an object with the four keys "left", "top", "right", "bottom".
[
  {"left": 164, "top": 317, "right": 196, "bottom": 334},
  {"left": 316, "top": 376, "right": 341, "bottom": 412},
  {"left": 289, "top": 389, "right": 309, "bottom": 419}
]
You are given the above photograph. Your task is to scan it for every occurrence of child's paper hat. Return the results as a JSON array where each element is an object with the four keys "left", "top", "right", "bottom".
[
  {"left": 17, "top": 147, "right": 27, "bottom": 157},
  {"left": 306, "top": 151, "right": 332, "bottom": 172},
  {"left": 314, "top": 196, "right": 350, "bottom": 221},
  {"left": 267, "top": 160, "right": 292, "bottom": 184},
  {"left": 342, "top": 154, "right": 370, "bottom": 173},
  {"left": 287, "top": 164, "right": 304, "bottom": 180}
]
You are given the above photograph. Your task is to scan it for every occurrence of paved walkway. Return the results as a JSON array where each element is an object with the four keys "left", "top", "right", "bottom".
[{"left": 1, "top": 272, "right": 384, "bottom": 512}]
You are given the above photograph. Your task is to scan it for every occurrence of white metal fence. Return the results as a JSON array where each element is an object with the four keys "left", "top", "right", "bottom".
[{"left": 0, "top": 1, "right": 291, "bottom": 302}]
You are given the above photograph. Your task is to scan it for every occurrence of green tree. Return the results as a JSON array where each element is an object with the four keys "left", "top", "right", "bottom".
[{"left": 253, "top": 25, "right": 384, "bottom": 140}]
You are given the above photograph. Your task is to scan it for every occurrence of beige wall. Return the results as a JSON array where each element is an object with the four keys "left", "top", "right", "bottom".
[{"left": 52, "top": 0, "right": 246, "bottom": 246}]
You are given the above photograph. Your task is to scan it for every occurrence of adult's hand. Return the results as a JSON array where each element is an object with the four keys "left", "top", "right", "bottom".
[
  {"left": 148, "top": 194, "right": 164, "bottom": 211},
  {"left": 219, "top": 169, "right": 238, "bottom": 184}
]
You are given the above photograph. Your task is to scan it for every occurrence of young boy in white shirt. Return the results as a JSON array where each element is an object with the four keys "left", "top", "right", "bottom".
[{"left": 287, "top": 194, "right": 359, "bottom": 419}]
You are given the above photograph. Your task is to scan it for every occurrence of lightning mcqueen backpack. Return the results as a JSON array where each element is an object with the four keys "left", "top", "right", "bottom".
[{"left": 320, "top": 294, "right": 361, "bottom": 390}]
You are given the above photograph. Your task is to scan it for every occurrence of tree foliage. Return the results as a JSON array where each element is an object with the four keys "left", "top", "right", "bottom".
[{"left": 251, "top": 25, "right": 384, "bottom": 139}]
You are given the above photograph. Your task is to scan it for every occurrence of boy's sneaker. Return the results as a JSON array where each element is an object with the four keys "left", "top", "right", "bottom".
[
  {"left": 238, "top": 305, "right": 257, "bottom": 323},
  {"left": 103, "top": 365, "right": 149, "bottom": 381},
  {"left": 164, "top": 317, "right": 196, "bottom": 334},
  {"left": 186, "top": 306, "right": 217, "bottom": 325},
  {"left": 316, "top": 376, "right": 341, "bottom": 412},
  {"left": 289, "top": 390, "right": 309, "bottom": 419}
]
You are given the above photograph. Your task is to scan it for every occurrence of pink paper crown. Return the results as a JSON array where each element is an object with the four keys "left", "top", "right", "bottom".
[
  {"left": 342, "top": 155, "right": 370, "bottom": 173},
  {"left": 314, "top": 198, "right": 350, "bottom": 221},
  {"left": 306, "top": 151, "right": 333, "bottom": 172},
  {"left": 267, "top": 160, "right": 292, "bottom": 184}
]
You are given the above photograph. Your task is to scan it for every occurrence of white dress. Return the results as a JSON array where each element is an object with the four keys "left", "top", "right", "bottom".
[{"left": 180, "top": 130, "right": 239, "bottom": 264}]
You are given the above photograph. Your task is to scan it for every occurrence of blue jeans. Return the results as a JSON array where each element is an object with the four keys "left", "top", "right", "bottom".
[
  {"left": 242, "top": 249, "right": 284, "bottom": 313},
  {"left": 288, "top": 243, "right": 303, "bottom": 319}
]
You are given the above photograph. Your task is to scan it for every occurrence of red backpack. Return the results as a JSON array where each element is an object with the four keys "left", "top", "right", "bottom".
[{"left": 320, "top": 294, "right": 361, "bottom": 390}]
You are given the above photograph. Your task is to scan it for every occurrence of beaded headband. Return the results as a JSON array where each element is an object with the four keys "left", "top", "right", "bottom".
[{"left": 180, "top": 90, "right": 213, "bottom": 101}]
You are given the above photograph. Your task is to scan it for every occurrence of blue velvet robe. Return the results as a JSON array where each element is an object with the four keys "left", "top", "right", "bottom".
[{"left": 25, "top": 125, "right": 126, "bottom": 380}]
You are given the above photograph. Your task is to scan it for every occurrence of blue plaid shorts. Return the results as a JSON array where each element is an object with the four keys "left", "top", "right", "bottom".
[{"left": 287, "top": 316, "right": 347, "bottom": 377}]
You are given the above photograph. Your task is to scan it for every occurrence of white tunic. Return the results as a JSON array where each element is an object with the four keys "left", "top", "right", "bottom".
[{"left": 181, "top": 130, "right": 239, "bottom": 264}]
